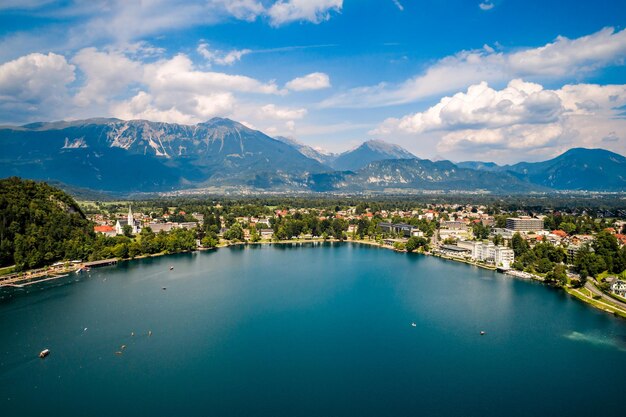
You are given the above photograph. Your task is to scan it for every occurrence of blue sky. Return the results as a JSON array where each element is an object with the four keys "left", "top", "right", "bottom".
[{"left": 1, "top": 0, "right": 625, "bottom": 163}]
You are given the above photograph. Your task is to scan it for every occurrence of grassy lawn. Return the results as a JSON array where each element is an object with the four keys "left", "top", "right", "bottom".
[
  {"left": 566, "top": 287, "right": 626, "bottom": 319},
  {"left": 0, "top": 265, "right": 15, "bottom": 277}
]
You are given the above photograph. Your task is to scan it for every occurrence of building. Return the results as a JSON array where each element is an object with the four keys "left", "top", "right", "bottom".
[
  {"left": 505, "top": 217, "right": 544, "bottom": 232},
  {"left": 115, "top": 206, "right": 141, "bottom": 235},
  {"left": 457, "top": 240, "right": 515, "bottom": 269},
  {"left": 260, "top": 229, "right": 274, "bottom": 239},
  {"left": 379, "top": 222, "right": 419, "bottom": 237},
  {"left": 439, "top": 244, "right": 471, "bottom": 258},
  {"left": 94, "top": 225, "right": 116, "bottom": 237},
  {"left": 611, "top": 280, "right": 626, "bottom": 297},
  {"left": 566, "top": 245, "right": 582, "bottom": 265},
  {"left": 441, "top": 221, "right": 468, "bottom": 230}
]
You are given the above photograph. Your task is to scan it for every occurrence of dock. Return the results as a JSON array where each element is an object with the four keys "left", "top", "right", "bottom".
[{"left": 83, "top": 258, "right": 118, "bottom": 268}]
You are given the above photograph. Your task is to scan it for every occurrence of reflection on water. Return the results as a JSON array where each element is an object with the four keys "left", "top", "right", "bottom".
[{"left": 564, "top": 331, "right": 626, "bottom": 352}]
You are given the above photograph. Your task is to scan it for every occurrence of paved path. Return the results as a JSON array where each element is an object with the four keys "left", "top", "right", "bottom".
[{"left": 585, "top": 281, "right": 626, "bottom": 310}]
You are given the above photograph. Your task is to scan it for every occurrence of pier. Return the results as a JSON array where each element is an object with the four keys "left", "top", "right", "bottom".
[{"left": 83, "top": 258, "right": 118, "bottom": 268}]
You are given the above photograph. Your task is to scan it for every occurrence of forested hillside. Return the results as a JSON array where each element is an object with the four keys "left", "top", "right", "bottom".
[{"left": 0, "top": 177, "right": 94, "bottom": 270}]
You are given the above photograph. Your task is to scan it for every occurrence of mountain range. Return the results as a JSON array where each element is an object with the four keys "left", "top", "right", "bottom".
[{"left": 0, "top": 117, "right": 624, "bottom": 194}]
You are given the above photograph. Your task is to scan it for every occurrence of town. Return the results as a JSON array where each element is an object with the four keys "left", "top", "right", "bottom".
[{"left": 81, "top": 198, "right": 626, "bottom": 317}]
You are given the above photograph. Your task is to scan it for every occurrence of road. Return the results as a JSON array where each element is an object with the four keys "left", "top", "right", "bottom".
[{"left": 585, "top": 281, "right": 626, "bottom": 311}]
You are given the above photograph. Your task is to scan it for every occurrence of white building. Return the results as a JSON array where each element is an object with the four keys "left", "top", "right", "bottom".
[
  {"left": 457, "top": 241, "right": 515, "bottom": 269},
  {"left": 611, "top": 280, "right": 626, "bottom": 297},
  {"left": 115, "top": 206, "right": 141, "bottom": 235}
]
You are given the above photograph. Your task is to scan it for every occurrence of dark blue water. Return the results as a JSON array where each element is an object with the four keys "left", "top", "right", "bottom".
[{"left": 1, "top": 243, "right": 625, "bottom": 417}]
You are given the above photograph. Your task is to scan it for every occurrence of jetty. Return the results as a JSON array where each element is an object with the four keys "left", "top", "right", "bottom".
[{"left": 83, "top": 259, "right": 118, "bottom": 268}]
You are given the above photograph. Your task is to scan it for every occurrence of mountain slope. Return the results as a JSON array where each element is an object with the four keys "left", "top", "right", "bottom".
[
  {"left": 273, "top": 136, "right": 335, "bottom": 166},
  {"left": 0, "top": 118, "right": 327, "bottom": 192},
  {"left": 307, "top": 159, "right": 547, "bottom": 193},
  {"left": 330, "top": 140, "right": 416, "bottom": 171},
  {"left": 505, "top": 148, "right": 626, "bottom": 191},
  {"left": 459, "top": 148, "right": 626, "bottom": 191}
]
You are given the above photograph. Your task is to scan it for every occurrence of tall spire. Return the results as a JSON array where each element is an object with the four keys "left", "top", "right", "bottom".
[{"left": 128, "top": 205, "right": 134, "bottom": 226}]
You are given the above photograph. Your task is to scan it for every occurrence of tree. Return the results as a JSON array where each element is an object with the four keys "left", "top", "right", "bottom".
[
  {"left": 122, "top": 224, "right": 133, "bottom": 237},
  {"left": 560, "top": 222, "right": 577, "bottom": 234},
  {"left": 406, "top": 236, "right": 428, "bottom": 252},
  {"left": 545, "top": 264, "right": 567, "bottom": 287},
  {"left": 249, "top": 225, "right": 260, "bottom": 242},
  {"left": 201, "top": 235, "right": 218, "bottom": 248},
  {"left": 511, "top": 233, "right": 529, "bottom": 257},
  {"left": 223, "top": 223, "right": 244, "bottom": 241},
  {"left": 536, "top": 258, "right": 554, "bottom": 274}
]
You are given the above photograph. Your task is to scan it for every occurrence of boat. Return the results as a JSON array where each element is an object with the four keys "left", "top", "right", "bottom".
[
  {"left": 480, "top": 331, "right": 486, "bottom": 335},
  {"left": 39, "top": 349, "right": 50, "bottom": 358},
  {"left": 411, "top": 322, "right": 417, "bottom": 327},
  {"left": 169, "top": 266, "right": 174, "bottom": 270}
]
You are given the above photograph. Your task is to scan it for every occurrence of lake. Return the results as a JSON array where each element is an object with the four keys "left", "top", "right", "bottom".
[{"left": 1, "top": 243, "right": 625, "bottom": 417}]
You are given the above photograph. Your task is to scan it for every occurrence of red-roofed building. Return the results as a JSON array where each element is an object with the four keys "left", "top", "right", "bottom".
[
  {"left": 552, "top": 230, "right": 567, "bottom": 238},
  {"left": 94, "top": 225, "right": 116, "bottom": 237},
  {"left": 616, "top": 234, "right": 626, "bottom": 245}
]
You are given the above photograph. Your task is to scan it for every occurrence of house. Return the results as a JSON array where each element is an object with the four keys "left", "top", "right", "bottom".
[
  {"left": 115, "top": 206, "right": 141, "bottom": 235},
  {"left": 611, "top": 280, "right": 626, "bottom": 297},
  {"left": 94, "top": 225, "right": 116, "bottom": 237},
  {"left": 260, "top": 229, "right": 274, "bottom": 239}
]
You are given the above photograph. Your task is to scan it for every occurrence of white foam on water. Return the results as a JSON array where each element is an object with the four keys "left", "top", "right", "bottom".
[{"left": 564, "top": 331, "right": 626, "bottom": 352}]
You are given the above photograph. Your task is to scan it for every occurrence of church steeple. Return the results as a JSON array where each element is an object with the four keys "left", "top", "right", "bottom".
[{"left": 128, "top": 205, "right": 134, "bottom": 226}]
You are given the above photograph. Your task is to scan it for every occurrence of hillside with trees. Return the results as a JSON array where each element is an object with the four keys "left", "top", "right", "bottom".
[{"left": 0, "top": 177, "right": 94, "bottom": 270}]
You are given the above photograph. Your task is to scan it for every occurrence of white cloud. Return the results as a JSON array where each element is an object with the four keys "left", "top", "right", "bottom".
[
  {"left": 111, "top": 90, "right": 236, "bottom": 124},
  {"left": 372, "top": 80, "right": 626, "bottom": 162},
  {"left": 72, "top": 47, "right": 142, "bottom": 106},
  {"left": 322, "top": 27, "right": 626, "bottom": 108},
  {"left": 268, "top": 0, "right": 343, "bottom": 26},
  {"left": 285, "top": 72, "right": 331, "bottom": 91},
  {"left": 197, "top": 42, "right": 251, "bottom": 66},
  {"left": 260, "top": 104, "right": 307, "bottom": 120},
  {"left": 0, "top": 52, "right": 75, "bottom": 122},
  {"left": 208, "top": 0, "right": 265, "bottom": 21},
  {"left": 144, "top": 54, "right": 282, "bottom": 95},
  {"left": 373, "top": 79, "right": 562, "bottom": 134},
  {"left": 479, "top": 2, "right": 494, "bottom": 11}
]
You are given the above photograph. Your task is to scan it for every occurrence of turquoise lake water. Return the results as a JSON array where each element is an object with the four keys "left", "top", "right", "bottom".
[{"left": 1, "top": 243, "right": 625, "bottom": 416}]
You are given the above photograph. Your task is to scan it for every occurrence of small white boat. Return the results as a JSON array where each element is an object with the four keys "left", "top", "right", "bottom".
[
  {"left": 169, "top": 266, "right": 174, "bottom": 271},
  {"left": 39, "top": 349, "right": 50, "bottom": 358},
  {"left": 411, "top": 323, "right": 417, "bottom": 327},
  {"left": 480, "top": 331, "right": 486, "bottom": 335}
]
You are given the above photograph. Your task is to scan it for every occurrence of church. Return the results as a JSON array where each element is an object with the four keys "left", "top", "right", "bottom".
[{"left": 115, "top": 206, "right": 142, "bottom": 235}]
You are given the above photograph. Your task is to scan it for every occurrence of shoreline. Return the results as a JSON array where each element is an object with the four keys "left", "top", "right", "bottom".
[{"left": 3, "top": 237, "right": 626, "bottom": 320}]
